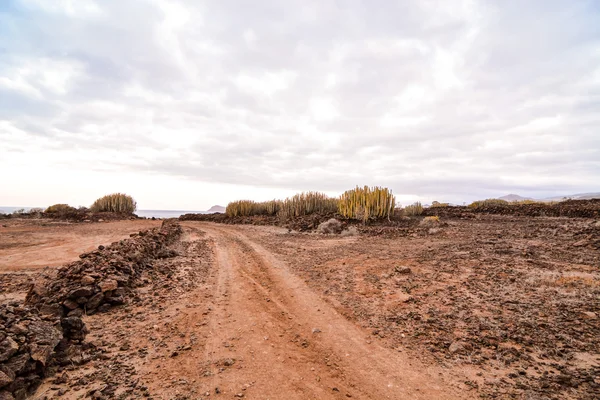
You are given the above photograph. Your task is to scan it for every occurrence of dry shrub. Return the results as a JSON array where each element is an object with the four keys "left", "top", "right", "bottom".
[
  {"left": 468, "top": 199, "right": 509, "bottom": 208},
  {"left": 90, "top": 193, "right": 137, "bottom": 213},
  {"left": 45, "top": 204, "right": 77, "bottom": 213},
  {"left": 403, "top": 202, "right": 423, "bottom": 216},
  {"left": 316, "top": 218, "right": 343, "bottom": 234},
  {"left": 338, "top": 186, "right": 395, "bottom": 222},
  {"left": 420, "top": 216, "right": 440, "bottom": 227},
  {"left": 340, "top": 226, "right": 359, "bottom": 237},
  {"left": 430, "top": 201, "right": 449, "bottom": 208}
]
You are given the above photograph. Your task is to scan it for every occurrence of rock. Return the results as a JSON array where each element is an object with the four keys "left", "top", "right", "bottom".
[
  {"left": 98, "top": 280, "right": 118, "bottom": 293},
  {"left": 2, "top": 353, "right": 29, "bottom": 375},
  {"left": 581, "top": 311, "right": 597, "bottom": 320},
  {"left": 573, "top": 240, "right": 588, "bottom": 247},
  {"left": 86, "top": 293, "right": 104, "bottom": 310},
  {"left": 38, "top": 304, "right": 63, "bottom": 317},
  {"left": 449, "top": 341, "right": 471, "bottom": 354},
  {"left": 30, "top": 344, "right": 53, "bottom": 367},
  {"left": 81, "top": 276, "right": 95, "bottom": 285},
  {"left": 0, "top": 391, "right": 14, "bottom": 400},
  {"left": 395, "top": 266, "right": 412, "bottom": 274},
  {"left": 0, "top": 338, "right": 19, "bottom": 363},
  {"left": 0, "top": 370, "right": 13, "bottom": 389},
  {"left": 67, "top": 287, "right": 94, "bottom": 299},
  {"left": 7, "top": 324, "right": 27, "bottom": 336},
  {"left": 62, "top": 299, "right": 79, "bottom": 310},
  {"left": 67, "top": 309, "right": 84, "bottom": 317}
]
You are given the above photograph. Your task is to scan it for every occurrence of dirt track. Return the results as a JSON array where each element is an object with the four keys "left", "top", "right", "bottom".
[{"left": 1, "top": 217, "right": 598, "bottom": 399}]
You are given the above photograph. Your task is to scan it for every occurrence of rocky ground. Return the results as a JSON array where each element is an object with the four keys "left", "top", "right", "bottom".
[{"left": 0, "top": 212, "right": 598, "bottom": 399}]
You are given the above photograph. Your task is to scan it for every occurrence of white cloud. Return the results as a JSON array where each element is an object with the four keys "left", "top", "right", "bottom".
[{"left": 0, "top": 0, "right": 599, "bottom": 209}]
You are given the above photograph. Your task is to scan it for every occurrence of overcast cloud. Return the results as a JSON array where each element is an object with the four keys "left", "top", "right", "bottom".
[{"left": 1, "top": 0, "right": 599, "bottom": 209}]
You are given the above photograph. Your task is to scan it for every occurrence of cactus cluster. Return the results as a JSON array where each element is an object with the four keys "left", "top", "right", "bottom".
[
  {"left": 278, "top": 192, "right": 338, "bottom": 220},
  {"left": 225, "top": 200, "right": 279, "bottom": 217},
  {"left": 90, "top": 193, "right": 137, "bottom": 213},
  {"left": 226, "top": 187, "right": 397, "bottom": 222},
  {"left": 338, "top": 186, "right": 395, "bottom": 222}
]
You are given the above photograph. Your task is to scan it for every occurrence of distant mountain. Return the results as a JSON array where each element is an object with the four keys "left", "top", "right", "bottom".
[
  {"left": 542, "top": 192, "right": 600, "bottom": 202},
  {"left": 498, "top": 194, "right": 533, "bottom": 202},
  {"left": 206, "top": 205, "right": 225, "bottom": 213},
  {"left": 496, "top": 193, "right": 600, "bottom": 203}
]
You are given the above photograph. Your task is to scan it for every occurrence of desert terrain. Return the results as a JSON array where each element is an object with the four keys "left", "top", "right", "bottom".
[{"left": 0, "top": 211, "right": 598, "bottom": 399}]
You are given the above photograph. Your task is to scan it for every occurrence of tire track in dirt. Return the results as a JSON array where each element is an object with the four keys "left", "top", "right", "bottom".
[{"left": 196, "top": 222, "right": 472, "bottom": 399}]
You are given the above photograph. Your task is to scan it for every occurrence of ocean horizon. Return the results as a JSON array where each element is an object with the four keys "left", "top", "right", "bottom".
[{"left": 0, "top": 207, "right": 214, "bottom": 219}]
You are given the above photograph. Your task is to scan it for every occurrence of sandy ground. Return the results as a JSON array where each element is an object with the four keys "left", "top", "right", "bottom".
[
  {"left": 0, "top": 219, "right": 160, "bottom": 272},
  {"left": 1, "top": 217, "right": 598, "bottom": 399}
]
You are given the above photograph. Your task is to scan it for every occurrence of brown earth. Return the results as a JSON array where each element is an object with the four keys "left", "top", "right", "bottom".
[
  {"left": 0, "top": 219, "right": 161, "bottom": 273},
  {"left": 0, "top": 215, "right": 599, "bottom": 399}
]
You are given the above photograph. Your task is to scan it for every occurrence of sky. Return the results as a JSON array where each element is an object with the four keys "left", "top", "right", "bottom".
[{"left": 1, "top": 0, "right": 599, "bottom": 210}]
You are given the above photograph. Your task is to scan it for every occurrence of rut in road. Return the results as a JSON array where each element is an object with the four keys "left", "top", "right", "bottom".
[{"left": 195, "top": 223, "right": 470, "bottom": 399}]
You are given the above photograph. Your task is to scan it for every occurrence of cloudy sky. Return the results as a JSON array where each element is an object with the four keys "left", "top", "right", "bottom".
[{"left": 1, "top": 0, "right": 599, "bottom": 210}]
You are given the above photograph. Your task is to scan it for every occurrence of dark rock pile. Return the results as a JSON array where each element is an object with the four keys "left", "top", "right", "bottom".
[
  {"left": 0, "top": 302, "right": 65, "bottom": 399},
  {"left": 0, "top": 221, "right": 183, "bottom": 399}
]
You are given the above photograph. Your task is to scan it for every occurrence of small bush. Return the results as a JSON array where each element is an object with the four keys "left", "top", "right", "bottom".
[
  {"left": 340, "top": 226, "right": 359, "bottom": 237},
  {"left": 430, "top": 201, "right": 449, "bottom": 208},
  {"left": 316, "top": 218, "right": 344, "bottom": 234},
  {"left": 45, "top": 204, "right": 77, "bottom": 214},
  {"left": 468, "top": 199, "right": 509, "bottom": 208},
  {"left": 403, "top": 202, "right": 423, "bottom": 216},
  {"left": 90, "top": 193, "right": 137, "bottom": 213}
]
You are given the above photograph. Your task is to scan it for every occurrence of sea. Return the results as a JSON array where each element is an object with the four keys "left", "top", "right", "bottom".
[{"left": 0, "top": 207, "right": 210, "bottom": 219}]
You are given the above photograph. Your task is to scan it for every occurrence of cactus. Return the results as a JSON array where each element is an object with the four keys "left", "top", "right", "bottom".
[
  {"left": 338, "top": 186, "right": 395, "bottom": 222},
  {"left": 90, "top": 193, "right": 137, "bottom": 213}
]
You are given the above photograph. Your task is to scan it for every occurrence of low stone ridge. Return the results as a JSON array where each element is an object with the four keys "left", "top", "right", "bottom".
[{"left": 0, "top": 220, "right": 183, "bottom": 399}]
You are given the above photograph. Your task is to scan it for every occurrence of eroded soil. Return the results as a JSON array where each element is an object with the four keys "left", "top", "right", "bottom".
[{"left": 1, "top": 216, "right": 598, "bottom": 399}]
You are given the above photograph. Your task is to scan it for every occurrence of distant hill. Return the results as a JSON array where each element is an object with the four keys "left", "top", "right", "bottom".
[
  {"left": 498, "top": 194, "right": 533, "bottom": 202},
  {"left": 542, "top": 192, "right": 600, "bottom": 202},
  {"left": 206, "top": 205, "right": 225, "bottom": 213},
  {"left": 497, "top": 193, "right": 600, "bottom": 202}
]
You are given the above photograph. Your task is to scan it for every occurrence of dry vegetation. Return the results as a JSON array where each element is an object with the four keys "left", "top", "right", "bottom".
[
  {"left": 226, "top": 187, "right": 395, "bottom": 222},
  {"left": 403, "top": 201, "right": 424, "bottom": 216},
  {"left": 338, "top": 186, "right": 395, "bottom": 222},
  {"left": 90, "top": 193, "right": 137, "bottom": 213}
]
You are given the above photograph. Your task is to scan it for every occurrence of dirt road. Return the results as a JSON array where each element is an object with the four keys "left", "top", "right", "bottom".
[{"left": 192, "top": 223, "right": 468, "bottom": 399}]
